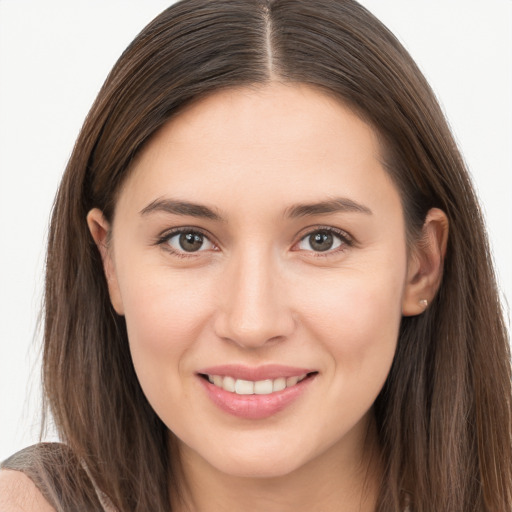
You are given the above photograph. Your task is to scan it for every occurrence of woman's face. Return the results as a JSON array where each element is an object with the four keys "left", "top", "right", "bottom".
[{"left": 92, "top": 83, "right": 416, "bottom": 478}]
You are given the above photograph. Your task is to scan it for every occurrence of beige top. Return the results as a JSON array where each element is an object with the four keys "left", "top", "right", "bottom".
[{"left": 1, "top": 443, "right": 115, "bottom": 512}]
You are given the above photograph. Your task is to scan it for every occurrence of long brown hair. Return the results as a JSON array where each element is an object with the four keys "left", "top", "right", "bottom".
[{"left": 41, "top": 1, "right": 511, "bottom": 510}]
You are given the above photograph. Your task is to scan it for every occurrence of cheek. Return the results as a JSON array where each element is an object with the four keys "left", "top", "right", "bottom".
[
  {"left": 297, "top": 255, "right": 406, "bottom": 380},
  {"left": 117, "top": 267, "right": 214, "bottom": 392},
  {"left": 297, "top": 272, "right": 403, "bottom": 441}
]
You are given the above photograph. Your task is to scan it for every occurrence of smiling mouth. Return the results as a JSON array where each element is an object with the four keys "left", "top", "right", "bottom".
[{"left": 199, "top": 372, "right": 316, "bottom": 396}]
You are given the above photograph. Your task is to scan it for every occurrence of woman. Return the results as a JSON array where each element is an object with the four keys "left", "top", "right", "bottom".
[{"left": 1, "top": 0, "right": 510, "bottom": 511}]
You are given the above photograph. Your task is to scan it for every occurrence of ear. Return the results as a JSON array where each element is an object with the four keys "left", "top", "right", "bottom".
[
  {"left": 86, "top": 208, "right": 124, "bottom": 315},
  {"left": 402, "top": 208, "right": 449, "bottom": 316}
]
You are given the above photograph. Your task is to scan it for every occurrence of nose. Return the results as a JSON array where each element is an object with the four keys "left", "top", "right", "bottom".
[{"left": 213, "top": 248, "right": 295, "bottom": 349}]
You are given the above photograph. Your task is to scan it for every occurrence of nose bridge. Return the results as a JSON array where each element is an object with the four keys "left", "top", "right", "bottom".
[{"left": 215, "top": 244, "right": 293, "bottom": 348}]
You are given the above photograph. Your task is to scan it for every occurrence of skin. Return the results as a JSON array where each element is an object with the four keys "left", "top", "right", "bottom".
[
  {"left": 0, "top": 470, "right": 55, "bottom": 511},
  {"left": 88, "top": 82, "right": 448, "bottom": 512}
]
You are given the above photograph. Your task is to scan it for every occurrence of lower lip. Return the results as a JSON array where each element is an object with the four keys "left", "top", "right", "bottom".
[{"left": 199, "top": 375, "right": 315, "bottom": 420}]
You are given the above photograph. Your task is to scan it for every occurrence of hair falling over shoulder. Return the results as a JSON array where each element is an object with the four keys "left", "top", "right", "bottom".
[{"left": 40, "top": 1, "right": 511, "bottom": 510}]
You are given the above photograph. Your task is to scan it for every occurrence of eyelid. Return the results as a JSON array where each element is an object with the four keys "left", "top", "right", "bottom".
[
  {"left": 292, "top": 225, "right": 354, "bottom": 255},
  {"left": 155, "top": 226, "right": 219, "bottom": 257}
]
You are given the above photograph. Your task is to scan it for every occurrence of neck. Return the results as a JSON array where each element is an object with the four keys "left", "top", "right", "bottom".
[{"left": 170, "top": 417, "right": 382, "bottom": 512}]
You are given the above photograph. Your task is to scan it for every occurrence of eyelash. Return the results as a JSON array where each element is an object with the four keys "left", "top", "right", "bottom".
[
  {"left": 294, "top": 226, "right": 354, "bottom": 257},
  {"left": 155, "top": 227, "right": 217, "bottom": 259},
  {"left": 155, "top": 226, "right": 354, "bottom": 258}
]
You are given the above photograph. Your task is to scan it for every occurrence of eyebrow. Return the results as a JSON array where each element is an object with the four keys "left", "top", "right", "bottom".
[
  {"left": 139, "top": 196, "right": 372, "bottom": 221},
  {"left": 139, "top": 198, "right": 223, "bottom": 221},
  {"left": 285, "top": 198, "right": 373, "bottom": 218}
]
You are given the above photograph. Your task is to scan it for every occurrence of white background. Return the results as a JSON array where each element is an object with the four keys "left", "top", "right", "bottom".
[{"left": 0, "top": 1, "right": 511, "bottom": 462}]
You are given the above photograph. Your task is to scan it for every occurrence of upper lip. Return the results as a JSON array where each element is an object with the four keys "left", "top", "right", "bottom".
[{"left": 197, "top": 364, "right": 316, "bottom": 381}]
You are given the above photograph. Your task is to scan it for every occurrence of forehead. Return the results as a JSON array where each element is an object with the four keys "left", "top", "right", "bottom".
[
  {"left": 116, "top": 82, "right": 401, "bottom": 221},
  {"left": 144, "top": 83, "right": 379, "bottom": 164}
]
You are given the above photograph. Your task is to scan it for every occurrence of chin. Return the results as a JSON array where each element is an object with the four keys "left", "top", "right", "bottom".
[
  {"left": 213, "top": 456, "right": 304, "bottom": 479},
  {"left": 198, "top": 438, "right": 318, "bottom": 480}
]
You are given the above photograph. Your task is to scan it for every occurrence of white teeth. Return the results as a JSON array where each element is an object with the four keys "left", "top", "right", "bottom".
[
  {"left": 235, "top": 379, "right": 254, "bottom": 395},
  {"left": 272, "top": 377, "right": 286, "bottom": 392},
  {"left": 286, "top": 376, "right": 299, "bottom": 387},
  {"left": 206, "top": 373, "right": 309, "bottom": 395},
  {"left": 223, "top": 376, "right": 236, "bottom": 392},
  {"left": 254, "top": 379, "right": 273, "bottom": 395}
]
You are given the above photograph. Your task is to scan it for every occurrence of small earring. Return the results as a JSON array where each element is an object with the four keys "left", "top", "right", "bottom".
[{"left": 419, "top": 299, "right": 428, "bottom": 309}]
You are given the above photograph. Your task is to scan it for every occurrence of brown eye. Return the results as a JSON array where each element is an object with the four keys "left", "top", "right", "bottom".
[
  {"left": 166, "top": 231, "right": 214, "bottom": 253},
  {"left": 309, "top": 232, "right": 333, "bottom": 251},
  {"left": 297, "top": 229, "right": 345, "bottom": 253}
]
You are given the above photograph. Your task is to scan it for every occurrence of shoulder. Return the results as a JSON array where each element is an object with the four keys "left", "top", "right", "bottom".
[
  {"left": 1, "top": 443, "right": 108, "bottom": 511},
  {"left": 0, "top": 468, "right": 56, "bottom": 511}
]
